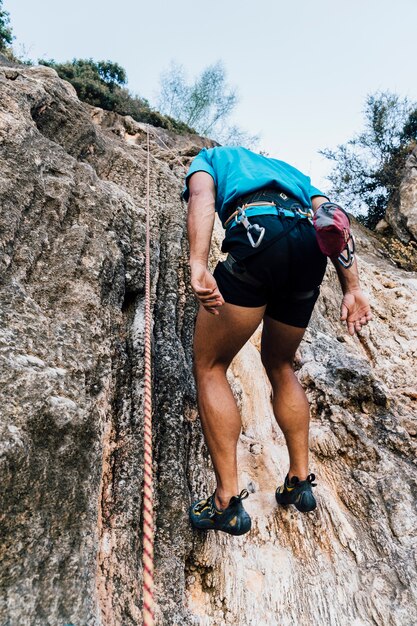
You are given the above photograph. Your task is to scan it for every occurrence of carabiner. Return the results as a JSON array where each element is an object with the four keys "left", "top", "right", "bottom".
[
  {"left": 235, "top": 207, "right": 266, "bottom": 248},
  {"left": 296, "top": 206, "right": 314, "bottom": 224},
  {"left": 247, "top": 223, "right": 265, "bottom": 247},
  {"left": 338, "top": 234, "right": 356, "bottom": 268}
]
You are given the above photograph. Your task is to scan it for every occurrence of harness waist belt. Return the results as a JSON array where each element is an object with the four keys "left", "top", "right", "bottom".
[
  {"left": 225, "top": 204, "right": 310, "bottom": 231},
  {"left": 233, "top": 187, "right": 303, "bottom": 209},
  {"left": 223, "top": 187, "right": 312, "bottom": 230}
]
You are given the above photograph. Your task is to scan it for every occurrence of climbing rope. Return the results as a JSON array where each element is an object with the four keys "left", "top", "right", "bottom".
[
  {"left": 142, "top": 129, "right": 154, "bottom": 626},
  {"left": 140, "top": 127, "right": 188, "bottom": 625}
]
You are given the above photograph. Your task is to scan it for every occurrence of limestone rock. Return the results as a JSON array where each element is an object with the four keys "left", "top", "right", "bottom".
[
  {"left": 386, "top": 146, "right": 417, "bottom": 243},
  {"left": 375, "top": 218, "right": 390, "bottom": 234},
  {"left": 0, "top": 65, "right": 416, "bottom": 626}
]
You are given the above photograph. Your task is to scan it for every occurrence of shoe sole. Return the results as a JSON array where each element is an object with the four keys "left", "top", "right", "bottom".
[
  {"left": 275, "top": 492, "right": 317, "bottom": 513},
  {"left": 295, "top": 501, "right": 317, "bottom": 513},
  {"left": 189, "top": 522, "right": 251, "bottom": 535}
]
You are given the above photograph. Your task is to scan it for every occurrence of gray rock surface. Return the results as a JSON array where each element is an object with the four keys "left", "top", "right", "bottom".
[
  {"left": 0, "top": 65, "right": 416, "bottom": 626},
  {"left": 386, "top": 146, "right": 417, "bottom": 243}
]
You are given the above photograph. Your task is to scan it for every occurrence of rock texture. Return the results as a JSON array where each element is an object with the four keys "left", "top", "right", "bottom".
[
  {"left": 386, "top": 146, "right": 417, "bottom": 243},
  {"left": 0, "top": 65, "right": 416, "bottom": 626}
]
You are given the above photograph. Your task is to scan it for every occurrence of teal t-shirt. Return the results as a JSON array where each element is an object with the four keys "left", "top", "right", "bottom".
[{"left": 182, "top": 146, "right": 326, "bottom": 227}]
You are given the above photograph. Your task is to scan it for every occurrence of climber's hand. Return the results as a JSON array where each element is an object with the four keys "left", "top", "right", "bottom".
[
  {"left": 190, "top": 262, "right": 225, "bottom": 315},
  {"left": 340, "top": 289, "right": 372, "bottom": 336}
]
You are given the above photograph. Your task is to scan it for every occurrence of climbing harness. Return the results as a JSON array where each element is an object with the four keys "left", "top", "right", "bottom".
[
  {"left": 222, "top": 252, "right": 264, "bottom": 287},
  {"left": 142, "top": 130, "right": 155, "bottom": 626},
  {"left": 223, "top": 190, "right": 313, "bottom": 251},
  {"left": 220, "top": 190, "right": 314, "bottom": 283}
]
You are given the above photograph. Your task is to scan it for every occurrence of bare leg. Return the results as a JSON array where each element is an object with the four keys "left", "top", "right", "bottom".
[
  {"left": 260, "top": 316, "right": 310, "bottom": 480},
  {"left": 193, "top": 301, "right": 266, "bottom": 509}
]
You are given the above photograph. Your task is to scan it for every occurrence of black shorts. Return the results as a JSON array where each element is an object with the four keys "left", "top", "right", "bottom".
[{"left": 213, "top": 215, "right": 327, "bottom": 328}]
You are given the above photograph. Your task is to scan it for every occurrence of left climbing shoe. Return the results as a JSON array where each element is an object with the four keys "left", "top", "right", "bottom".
[
  {"left": 189, "top": 489, "right": 251, "bottom": 536},
  {"left": 275, "top": 473, "right": 317, "bottom": 512}
]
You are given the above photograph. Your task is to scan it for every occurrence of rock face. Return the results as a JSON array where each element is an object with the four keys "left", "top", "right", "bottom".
[
  {"left": 0, "top": 66, "right": 416, "bottom": 626},
  {"left": 386, "top": 146, "right": 417, "bottom": 243}
]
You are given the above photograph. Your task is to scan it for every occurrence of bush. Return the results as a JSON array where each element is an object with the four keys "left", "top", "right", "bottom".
[
  {"left": 39, "top": 58, "right": 193, "bottom": 133},
  {"left": 321, "top": 92, "right": 417, "bottom": 229}
]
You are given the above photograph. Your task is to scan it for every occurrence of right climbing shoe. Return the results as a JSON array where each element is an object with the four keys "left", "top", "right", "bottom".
[
  {"left": 275, "top": 473, "right": 317, "bottom": 512},
  {"left": 189, "top": 489, "right": 252, "bottom": 536}
]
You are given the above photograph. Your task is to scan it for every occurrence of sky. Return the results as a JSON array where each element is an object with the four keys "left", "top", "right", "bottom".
[{"left": 5, "top": 0, "right": 417, "bottom": 192}]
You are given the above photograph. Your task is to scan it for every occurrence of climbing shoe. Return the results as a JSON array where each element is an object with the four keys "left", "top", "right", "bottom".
[
  {"left": 189, "top": 489, "right": 251, "bottom": 536},
  {"left": 275, "top": 473, "right": 317, "bottom": 512}
]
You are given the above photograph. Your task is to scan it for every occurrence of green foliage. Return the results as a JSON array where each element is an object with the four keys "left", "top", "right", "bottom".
[
  {"left": 157, "top": 61, "right": 258, "bottom": 147},
  {"left": 0, "top": 0, "right": 13, "bottom": 50},
  {"left": 321, "top": 92, "right": 417, "bottom": 229},
  {"left": 39, "top": 58, "right": 128, "bottom": 109},
  {"left": 39, "top": 58, "right": 192, "bottom": 133}
]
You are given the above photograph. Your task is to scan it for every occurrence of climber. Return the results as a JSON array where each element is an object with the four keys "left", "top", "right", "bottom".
[{"left": 183, "top": 146, "right": 372, "bottom": 535}]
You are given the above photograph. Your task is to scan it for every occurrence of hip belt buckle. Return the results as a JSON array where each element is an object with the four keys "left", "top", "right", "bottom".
[{"left": 235, "top": 206, "right": 265, "bottom": 248}]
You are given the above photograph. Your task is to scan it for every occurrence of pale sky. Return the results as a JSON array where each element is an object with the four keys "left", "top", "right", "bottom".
[{"left": 6, "top": 0, "right": 417, "bottom": 192}]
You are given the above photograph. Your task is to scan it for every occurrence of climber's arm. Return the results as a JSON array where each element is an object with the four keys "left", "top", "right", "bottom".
[
  {"left": 311, "top": 196, "right": 330, "bottom": 212},
  {"left": 187, "top": 171, "right": 216, "bottom": 267},
  {"left": 311, "top": 195, "right": 372, "bottom": 335},
  {"left": 186, "top": 171, "right": 224, "bottom": 315},
  {"left": 331, "top": 256, "right": 372, "bottom": 336}
]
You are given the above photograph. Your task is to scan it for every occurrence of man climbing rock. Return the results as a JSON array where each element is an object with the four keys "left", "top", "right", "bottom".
[{"left": 183, "top": 146, "right": 372, "bottom": 535}]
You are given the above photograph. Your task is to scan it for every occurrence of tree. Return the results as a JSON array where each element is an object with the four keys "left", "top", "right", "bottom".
[
  {"left": 321, "top": 91, "right": 417, "bottom": 229},
  {"left": 39, "top": 58, "right": 192, "bottom": 132},
  {"left": 39, "top": 58, "right": 127, "bottom": 108},
  {"left": 157, "top": 61, "right": 258, "bottom": 147},
  {"left": 0, "top": 0, "right": 13, "bottom": 50},
  {"left": 94, "top": 60, "right": 127, "bottom": 88}
]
